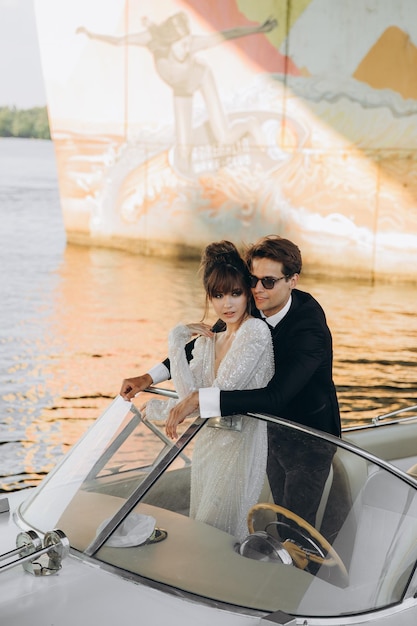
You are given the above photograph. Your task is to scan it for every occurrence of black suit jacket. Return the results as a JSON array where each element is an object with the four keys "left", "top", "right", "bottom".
[
  {"left": 162, "top": 289, "right": 341, "bottom": 437},
  {"left": 220, "top": 289, "right": 341, "bottom": 437}
]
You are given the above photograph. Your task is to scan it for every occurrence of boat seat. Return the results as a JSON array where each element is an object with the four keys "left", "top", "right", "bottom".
[
  {"left": 406, "top": 463, "right": 417, "bottom": 479},
  {"left": 338, "top": 469, "right": 417, "bottom": 606},
  {"left": 292, "top": 440, "right": 378, "bottom": 550}
]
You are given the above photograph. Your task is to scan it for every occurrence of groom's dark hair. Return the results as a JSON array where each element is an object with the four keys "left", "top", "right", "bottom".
[{"left": 245, "top": 235, "right": 302, "bottom": 277}]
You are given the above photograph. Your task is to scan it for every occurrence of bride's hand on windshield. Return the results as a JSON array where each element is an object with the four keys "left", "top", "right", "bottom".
[
  {"left": 186, "top": 323, "right": 214, "bottom": 338},
  {"left": 139, "top": 403, "right": 148, "bottom": 422}
]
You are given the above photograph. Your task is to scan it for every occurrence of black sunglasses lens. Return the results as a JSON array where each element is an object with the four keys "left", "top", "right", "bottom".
[
  {"left": 262, "top": 278, "right": 276, "bottom": 289},
  {"left": 249, "top": 276, "right": 276, "bottom": 289}
]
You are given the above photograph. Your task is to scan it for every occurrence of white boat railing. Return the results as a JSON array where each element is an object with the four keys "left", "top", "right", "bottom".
[
  {"left": 371, "top": 404, "right": 417, "bottom": 425},
  {"left": 342, "top": 404, "right": 417, "bottom": 432}
]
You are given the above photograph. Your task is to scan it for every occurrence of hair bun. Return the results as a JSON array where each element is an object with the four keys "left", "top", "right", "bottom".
[
  {"left": 200, "top": 241, "right": 250, "bottom": 287},
  {"left": 203, "top": 241, "right": 242, "bottom": 268}
]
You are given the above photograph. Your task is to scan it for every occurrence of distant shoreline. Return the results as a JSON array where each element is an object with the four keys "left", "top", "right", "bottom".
[{"left": 0, "top": 106, "right": 50, "bottom": 140}]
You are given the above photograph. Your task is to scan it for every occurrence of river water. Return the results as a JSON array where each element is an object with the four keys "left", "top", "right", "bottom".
[{"left": 0, "top": 137, "right": 416, "bottom": 492}]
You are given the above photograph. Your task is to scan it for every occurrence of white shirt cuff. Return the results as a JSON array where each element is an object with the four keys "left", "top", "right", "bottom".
[
  {"left": 147, "top": 363, "right": 170, "bottom": 385},
  {"left": 199, "top": 387, "right": 221, "bottom": 419}
]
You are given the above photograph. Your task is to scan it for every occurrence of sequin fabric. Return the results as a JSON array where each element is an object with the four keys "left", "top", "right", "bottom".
[{"left": 146, "top": 317, "right": 274, "bottom": 541}]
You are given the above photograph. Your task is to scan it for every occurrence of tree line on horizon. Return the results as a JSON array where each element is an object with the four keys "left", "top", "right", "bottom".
[{"left": 0, "top": 106, "right": 50, "bottom": 140}]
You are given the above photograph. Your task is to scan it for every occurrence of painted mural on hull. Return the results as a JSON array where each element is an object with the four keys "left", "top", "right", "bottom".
[{"left": 34, "top": 0, "right": 417, "bottom": 281}]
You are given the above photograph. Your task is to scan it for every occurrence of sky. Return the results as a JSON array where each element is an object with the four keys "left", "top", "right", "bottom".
[{"left": 0, "top": 0, "right": 46, "bottom": 108}]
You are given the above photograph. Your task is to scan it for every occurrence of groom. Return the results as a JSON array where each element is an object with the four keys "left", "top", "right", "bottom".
[{"left": 120, "top": 235, "right": 341, "bottom": 528}]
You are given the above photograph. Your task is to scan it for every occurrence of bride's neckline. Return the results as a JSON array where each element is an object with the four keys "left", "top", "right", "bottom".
[{"left": 213, "top": 316, "right": 251, "bottom": 375}]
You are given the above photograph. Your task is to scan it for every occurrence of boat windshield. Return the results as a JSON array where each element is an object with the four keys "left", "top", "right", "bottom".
[{"left": 18, "top": 394, "right": 417, "bottom": 619}]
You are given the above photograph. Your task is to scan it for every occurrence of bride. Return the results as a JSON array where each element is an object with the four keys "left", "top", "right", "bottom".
[{"left": 143, "top": 241, "right": 274, "bottom": 541}]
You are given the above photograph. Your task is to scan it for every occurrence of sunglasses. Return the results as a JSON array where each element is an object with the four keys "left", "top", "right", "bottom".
[{"left": 249, "top": 275, "right": 287, "bottom": 289}]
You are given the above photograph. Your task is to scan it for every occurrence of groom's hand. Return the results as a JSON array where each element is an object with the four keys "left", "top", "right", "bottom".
[
  {"left": 120, "top": 373, "right": 153, "bottom": 401},
  {"left": 166, "top": 391, "right": 199, "bottom": 439}
]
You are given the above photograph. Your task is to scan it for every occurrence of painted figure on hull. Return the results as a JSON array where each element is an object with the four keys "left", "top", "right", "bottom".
[{"left": 77, "top": 12, "right": 277, "bottom": 174}]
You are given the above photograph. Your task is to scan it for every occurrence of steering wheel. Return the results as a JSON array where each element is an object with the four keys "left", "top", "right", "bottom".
[{"left": 247, "top": 503, "right": 348, "bottom": 584}]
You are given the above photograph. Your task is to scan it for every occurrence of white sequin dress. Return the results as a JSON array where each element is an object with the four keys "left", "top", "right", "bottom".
[{"left": 146, "top": 317, "right": 274, "bottom": 541}]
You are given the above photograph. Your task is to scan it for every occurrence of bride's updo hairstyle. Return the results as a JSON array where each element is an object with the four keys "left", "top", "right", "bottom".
[{"left": 199, "top": 241, "right": 251, "bottom": 318}]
